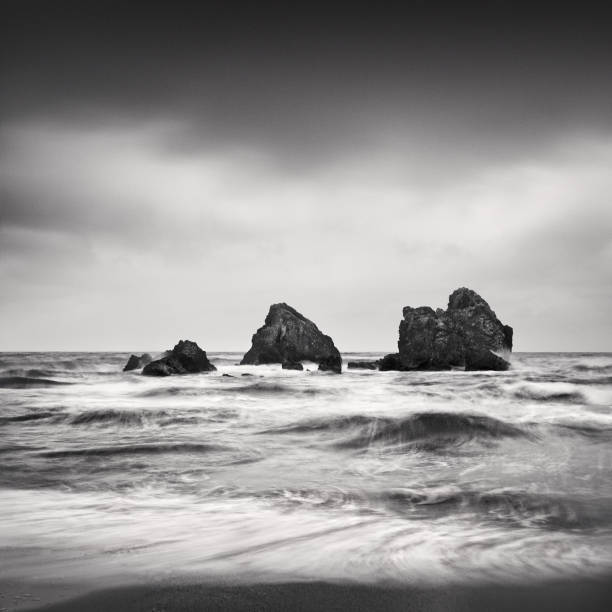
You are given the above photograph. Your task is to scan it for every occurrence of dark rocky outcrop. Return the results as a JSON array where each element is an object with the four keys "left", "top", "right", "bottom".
[
  {"left": 347, "top": 361, "right": 379, "bottom": 370},
  {"left": 123, "top": 353, "right": 152, "bottom": 371},
  {"left": 397, "top": 288, "right": 512, "bottom": 371},
  {"left": 318, "top": 355, "right": 342, "bottom": 373},
  {"left": 142, "top": 340, "right": 216, "bottom": 376},
  {"left": 241, "top": 303, "right": 342, "bottom": 373},
  {"left": 282, "top": 361, "right": 304, "bottom": 371},
  {"left": 378, "top": 353, "right": 405, "bottom": 371}
]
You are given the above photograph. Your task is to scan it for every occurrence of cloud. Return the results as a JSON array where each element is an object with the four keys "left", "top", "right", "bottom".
[{"left": 1, "top": 118, "right": 611, "bottom": 350}]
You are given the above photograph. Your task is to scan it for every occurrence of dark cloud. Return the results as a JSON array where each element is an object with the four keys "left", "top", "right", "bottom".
[
  {"left": 2, "top": 1, "right": 612, "bottom": 166},
  {"left": 1, "top": 1, "right": 611, "bottom": 350}
]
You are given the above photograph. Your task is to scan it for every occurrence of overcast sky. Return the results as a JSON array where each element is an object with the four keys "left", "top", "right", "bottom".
[{"left": 1, "top": 1, "right": 611, "bottom": 351}]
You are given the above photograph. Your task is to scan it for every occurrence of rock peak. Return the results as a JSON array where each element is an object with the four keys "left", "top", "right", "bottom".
[
  {"left": 447, "top": 287, "right": 491, "bottom": 311},
  {"left": 266, "top": 302, "right": 310, "bottom": 325},
  {"left": 241, "top": 303, "right": 342, "bottom": 373}
]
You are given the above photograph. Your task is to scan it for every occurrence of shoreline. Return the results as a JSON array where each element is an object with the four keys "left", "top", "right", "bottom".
[{"left": 12, "top": 576, "right": 612, "bottom": 612}]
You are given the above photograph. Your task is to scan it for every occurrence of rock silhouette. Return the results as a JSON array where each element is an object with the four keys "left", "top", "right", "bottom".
[
  {"left": 397, "top": 288, "right": 512, "bottom": 371},
  {"left": 142, "top": 340, "right": 216, "bottom": 376},
  {"left": 241, "top": 303, "right": 342, "bottom": 373},
  {"left": 123, "top": 353, "right": 152, "bottom": 371}
]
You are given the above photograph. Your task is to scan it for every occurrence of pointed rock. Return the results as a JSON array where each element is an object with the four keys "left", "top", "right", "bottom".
[{"left": 241, "top": 303, "right": 342, "bottom": 373}]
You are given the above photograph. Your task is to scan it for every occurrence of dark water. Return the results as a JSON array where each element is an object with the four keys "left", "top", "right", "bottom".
[{"left": 1, "top": 352, "right": 611, "bottom": 586}]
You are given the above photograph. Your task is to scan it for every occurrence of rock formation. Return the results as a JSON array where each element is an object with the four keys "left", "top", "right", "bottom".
[
  {"left": 241, "top": 303, "right": 342, "bottom": 373},
  {"left": 397, "top": 288, "right": 512, "bottom": 371},
  {"left": 142, "top": 340, "right": 216, "bottom": 376},
  {"left": 123, "top": 353, "right": 152, "bottom": 371}
]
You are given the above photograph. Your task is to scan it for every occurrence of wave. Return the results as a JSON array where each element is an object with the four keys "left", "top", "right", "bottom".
[
  {"left": 0, "top": 368, "right": 60, "bottom": 378},
  {"left": 67, "top": 409, "right": 168, "bottom": 426},
  {"left": 0, "top": 444, "right": 42, "bottom": 454},
  {"left": 0, "top": 411, "right": 56, "bottom": 424},
  {"left": 243, "top": 485, "right": 612, "bottom": 531},
  {"left": 338, "top": 413, "right": 531, "bottom": 450},
  {"left": 39, "top": 442, "right": 227, "bottom": 458},
  {"left": 265, "top": 412, "right": 530, "bottom": 451},
  {"left": 567, "top": 376, "right": 612, "bottom": 386},
  {"left": 220, "top": 382, "right": 326, "bottom": 396},
  {"left": 549, "top": 422, "right": 612, "bottom": 442},
  {"left": 574, "top": 363, "right": 612, "bottom": 373},
  {"left": 265, "top": 414, "right": 377, "bottom": 434},
  {"left": 30, "top": 407, "right": 238, "bottom": 427},
  {"left": 0, "top": 376, "right": 73, "bottom": 389},
  {"left": 510, "top": 382, "right": 586, "bottom": 403},
  {"left": 137, "top": 382, "right": 326, "bottom": 399},
  {"left": 381, "top": 488, "right": 612, "bottom": 530},
  {"left": 138, "top": 387, "right": 199, "bottom": 398}
]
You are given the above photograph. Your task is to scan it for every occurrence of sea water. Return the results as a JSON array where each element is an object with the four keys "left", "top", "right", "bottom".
[{"left": 1, "top": 352, "right": 611, "bottom": 587}]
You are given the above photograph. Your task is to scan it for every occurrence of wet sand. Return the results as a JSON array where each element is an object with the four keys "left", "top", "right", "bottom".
[{"left": 16, "top": 577, "right": 612, "bottom": 612}]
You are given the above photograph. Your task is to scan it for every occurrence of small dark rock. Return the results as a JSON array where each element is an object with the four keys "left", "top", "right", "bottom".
[
  {"left": 378, "top": 353, "right": 404, "bottom": 371},
  {"left": 318, "top": 354, "right": 342, "bottom": 373},
  {"left": 142, "top": 340, "right": 216, "bottom": 376},
  {"left": 241, "top": 373, "right": 254, "bottom": 377},
  {"left": 282, "top": 361, "right": 304, "bottom": 371},
  {"left": 123, "top": 353, "right": 152, "bottom": 371},
  {"left": 222, "top": 373, "right": 235, "bottom": 377}
]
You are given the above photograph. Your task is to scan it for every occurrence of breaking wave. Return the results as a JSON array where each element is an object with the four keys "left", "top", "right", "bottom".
[
  {"left": 68, "top": 409, "right": 165, "bottom": 426},
  {"left": 0, "top": 376, "right": 72, "bottom": 389},
  {"left": 0, "top": 411, "right": 57, "bottom": 424},
  {"left": 40, "top": 442, "right": 227, "bottom": 458},
  {"left": 510, "top": 382, "right": 587, "bottom": 403},
  {"left": 236, "top": 485, "right": 612, "bottom": 531},
  {"left": 380, "top": 488, "right": 612, "bottom": 530},
  {"left": 548, "top": 423, "right": 612, "bottom": 442},
  {"left": 221, "top": 382, "right": 328, "bottom": 395},
  {"left": 266, "top": 412, "right": 531, "bottom": 450}
]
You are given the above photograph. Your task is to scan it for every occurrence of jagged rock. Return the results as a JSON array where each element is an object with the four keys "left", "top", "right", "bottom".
[
  {"left": 241, "top": 303, "right": 342, "bottom": 373},
  {"left": 378, "top": 353, "right": 404, "bottom": 371},
  {"left": 397, "top": 288, "right": 512, "bottom": 371},
  {"left": 123, "top": 353, "right": 152, "bottom": 371},
  {"left": 142, "top": 340, "right": 216, "bottom": 376},
  {"left": 347, "top": 361, "right": 379, "bottom": 370},
  {"left": 282, "top": 361, "right": 304, "bottom": 371}
]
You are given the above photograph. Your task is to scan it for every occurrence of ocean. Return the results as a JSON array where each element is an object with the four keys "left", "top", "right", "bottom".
[{"left": 1, "top": 351, "right": 612, "bottom": 592}]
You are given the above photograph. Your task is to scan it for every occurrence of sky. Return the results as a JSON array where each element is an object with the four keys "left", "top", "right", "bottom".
[{"left": 1, "top": 1, "right": 611, "bottom": 352}]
